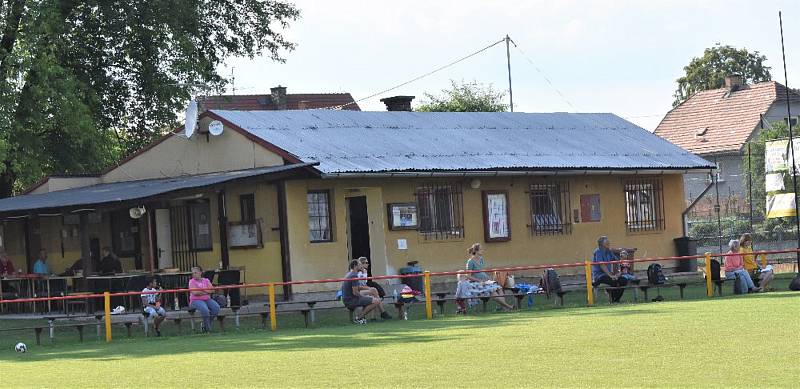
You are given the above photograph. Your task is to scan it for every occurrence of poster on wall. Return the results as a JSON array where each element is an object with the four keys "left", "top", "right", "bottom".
[
  {"left": 387, "top": 203, "right": 418, "bottom": 230},
  {"left": 579, "top": 194, "right": 601, "bottom": 222},
  {"left": 229, "top": 220, "right": 263, "bottom": 248},
  {"left": 482, "top": 191, "right": 510, "bottom": 242}
]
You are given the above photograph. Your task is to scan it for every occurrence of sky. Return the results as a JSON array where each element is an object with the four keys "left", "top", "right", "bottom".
[{"left": 220, "top": 0, "right": 800, "bottom": 130}]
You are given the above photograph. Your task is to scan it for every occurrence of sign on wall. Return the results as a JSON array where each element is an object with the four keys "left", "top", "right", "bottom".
[
  {"left": 767, "top": 193, "right": 797, "bottom": 218},
  {"left": 482, "top": 191, "right": 510, "bottom": 242},
  {"left": 387, "top": 203, "right": 418, "bottom": 230},
  {"left": 579, "top": 194, "right": 601, "bottom": 222}
]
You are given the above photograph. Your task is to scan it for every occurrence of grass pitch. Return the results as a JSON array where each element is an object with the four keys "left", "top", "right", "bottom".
[{"left": 1, "top": 289, "right": 798, "bottom": 388}]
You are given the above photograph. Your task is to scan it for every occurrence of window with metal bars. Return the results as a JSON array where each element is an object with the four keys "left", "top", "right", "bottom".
[
  {"left": 240, "top": 194, "right": 256, "bottom": 222},
  {"left": 624, "top": 178, "right": 665, "bottom": 232},
  {"left": 307, "top": 190, "right": 333, "bottom": 242},
  {"left": 529, "top": 182, "right": 571, "bottom": 235},
  {"left": 416, "top": 183, "right": 464, "bottom": 240}
]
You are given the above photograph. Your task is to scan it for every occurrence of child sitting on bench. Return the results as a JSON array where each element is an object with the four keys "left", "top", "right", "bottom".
[{"left": 141, "top": 276, "right": 167, "bottom": 336}]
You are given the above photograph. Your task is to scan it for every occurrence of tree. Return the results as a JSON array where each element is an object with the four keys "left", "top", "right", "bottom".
[
  {"left": 673, "top": 44, "right": 771, "bottom": 107},
  {"left": 0, "top": 0, "right": 300, "bottom": 197},
  {"left": 416, "top": 80, "right": 507, "bottom": 112}
]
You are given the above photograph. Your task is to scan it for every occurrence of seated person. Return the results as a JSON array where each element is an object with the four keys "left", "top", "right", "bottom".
[
  {"left": 141, "top": 276, "right": 167, "bottom": 336},
  {"left": 725, "top": 239, "right": 760, "bottom": 293},
  {"left": 0, "top": 251, "right": 15, "bottom": 276},
  {"left": 189, "top": 266, "right": 219, "bottom": 333},
  {"left": 32, "top": 249, "right": 50, "bottom": 275},
  {"left": 62, "top": 258, "right": 83, "bottom": 276},
  {"left": 739, "top": 233, "right": 774, "bottom": 291},
  {"left": 465, "top": 243, "right": 514, "bottom": 311},
  {"left": 99, "top": 247, "right": 123, "bottom": 275},
  {"left": 341, "top": 260, "right": 391, "bottom": 324},
  {"left": 618, "top": 250, "right": 637, "bottom": 282},
  {"left": 356, "top": 257, "right": 381, "bottom": 300},
  {"left": 592, "top": 236, "right": 628, "bottom": 303}
]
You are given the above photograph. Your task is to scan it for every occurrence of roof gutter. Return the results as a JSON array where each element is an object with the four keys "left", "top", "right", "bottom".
[{"left": 323, "top": 168, "right": 715, "bottom": 179}]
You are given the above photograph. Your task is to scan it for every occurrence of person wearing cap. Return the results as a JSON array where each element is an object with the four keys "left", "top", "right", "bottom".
[{"left": 592, "top": 236, "right": 628, "bottom": 302}]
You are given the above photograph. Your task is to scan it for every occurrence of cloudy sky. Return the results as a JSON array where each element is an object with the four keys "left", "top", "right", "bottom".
[{"left": 221, "top": 0, "right": 800, "bottom": 130}]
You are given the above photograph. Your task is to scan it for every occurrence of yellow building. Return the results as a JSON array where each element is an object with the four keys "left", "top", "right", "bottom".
[{"left": 0, "top": 107, "right": 713, "bottom": 296}]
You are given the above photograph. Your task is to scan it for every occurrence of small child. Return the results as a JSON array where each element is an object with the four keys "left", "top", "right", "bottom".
[
  {"left": 618, "top": 250, "right": 637, "bottom": 282},
  {"left": 141, "top": 276, "right": 166, "bottom": 336},
  {"left": 356, "top": 257, "right": 381, "bottom": 300}
]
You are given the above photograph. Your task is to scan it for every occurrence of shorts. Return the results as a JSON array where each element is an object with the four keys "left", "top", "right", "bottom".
[
  {"left": 144, "top": 306, "right": 166, "bottom": 317},
  {"left": 345, "top": 296, "right": 374, "bottom": 309}
]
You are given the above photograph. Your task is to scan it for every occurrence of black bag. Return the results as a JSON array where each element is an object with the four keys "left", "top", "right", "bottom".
[
  {"left": 710, "top": 259, "right": 721, "bottom": 281},
  {"left": 542, "top": 268, "right": 562, "bottom": 296},
  {"left": 647, "top": 263, "right": 667, "bottom": 285},
  {"left": 213, "top": 294, "right": 228, "bottom": 307}
]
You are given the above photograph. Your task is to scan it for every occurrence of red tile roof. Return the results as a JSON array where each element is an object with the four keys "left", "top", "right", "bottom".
[
  {"left": 654, "top": 81, "right": 800, "bottom": 155},
  {"left": 200, "top": 93, "right": 360, "bottom": 111}
]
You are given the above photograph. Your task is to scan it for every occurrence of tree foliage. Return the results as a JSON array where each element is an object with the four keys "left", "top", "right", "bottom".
[
  {"left": 0, "top": 0, "right": 299, "bottom": 197},
  {"left": 416, "top": 80, "right": 507, "bottom": 112},
  {"left": 673, "top": 44, "right": 771, "bottom": 107}
]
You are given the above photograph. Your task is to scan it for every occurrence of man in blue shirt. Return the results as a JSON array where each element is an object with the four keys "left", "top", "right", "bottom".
[
  {"left": 592, "top": 236, "right": 627, "bottom": 302},
  {"left": 32, "top": 249, "right": 50, "bottom": 275}
]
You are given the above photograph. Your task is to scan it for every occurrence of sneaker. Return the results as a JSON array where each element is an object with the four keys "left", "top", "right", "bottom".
[
  {"left": 353, "top": 317, "right": 367, "bottom": 325},
  {"left": 380, "top": 312, "right": 393, "bottom": 320},
  {"left": 155, "top": 329, "right": 161, "bottom": 337}
]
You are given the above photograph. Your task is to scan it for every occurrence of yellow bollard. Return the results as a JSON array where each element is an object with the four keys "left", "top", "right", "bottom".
[
  {"left": 104, "top": 292, "right": 112, "bottom": 343},
  {"left": 423, "top": 271, "right": 432, "bottom": 319},
  {"left": 268, "top": 283, "right": 277, "bottom": 331},
  {"left": 705, "top": 252, "right": 713, "bottom": 297},
  {"left": 584, "top": 261, "right": 594, "bottom": 306},
  {"left": 760, "top": 253, "right": 767, "bottom": 268}
]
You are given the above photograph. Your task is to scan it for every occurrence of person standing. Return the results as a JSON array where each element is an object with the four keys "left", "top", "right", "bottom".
[
  {"left": 32, "top": 249, "right": 50, "bottom": 275},
  {"left": 592, "top": 236, "right": 628, "bottom": 303},
  {"left": 188, "top": 266, "right": 220, "bottom": 332}
]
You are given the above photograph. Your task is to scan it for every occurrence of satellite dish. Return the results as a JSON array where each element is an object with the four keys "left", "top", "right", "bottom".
[
  {"left": 184, "top": 100, "right": 198, "bottom": 138},
  {"left": 129, "top": 206, "right": 146, "bottom": 219},
  {"left": 208, "top": 120, "right": 224, "bottom": 136}
]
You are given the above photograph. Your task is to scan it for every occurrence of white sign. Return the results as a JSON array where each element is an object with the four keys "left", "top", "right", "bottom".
[
  {"left": 397, "top": 239, "right": 407, "bottom": 250},
  {"left": 486, "top": 193, "right": 509, "bottom": 239},
  {"left": 765, "top": 140, "right": 789, "bottom": 173},
  {"left": 766, "top": 193, "right": 797, "bottom": 218},
  {"left": 766, "top": 173, "right": 785, "bottom": 192}
]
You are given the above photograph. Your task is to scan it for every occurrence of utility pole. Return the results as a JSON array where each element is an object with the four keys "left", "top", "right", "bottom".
[{"left": 505, "top": 34, "right": 514, "bottom": 112}]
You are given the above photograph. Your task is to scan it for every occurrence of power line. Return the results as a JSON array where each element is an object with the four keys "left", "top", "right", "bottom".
[
  {"left": 323, "top": 37, "right": 507, "bottom": 110},
  {"left": 512, "top": 44, "right": 577, "bottom": 111}
]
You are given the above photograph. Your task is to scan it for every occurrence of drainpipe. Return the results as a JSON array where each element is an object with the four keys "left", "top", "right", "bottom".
[{"left": 682, "top": 174, "right": 715, "bottom": 237}]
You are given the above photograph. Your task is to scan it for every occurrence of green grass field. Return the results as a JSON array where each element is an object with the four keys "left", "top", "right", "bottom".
[{"left": 1, "top": 287, "right": 798, "bottom": 388}]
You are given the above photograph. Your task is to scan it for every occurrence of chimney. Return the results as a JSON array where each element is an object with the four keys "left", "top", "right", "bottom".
[
  {"left": 725, "top": 74, "right": 743, "bottom": 91},
  {"left": 380, "top": 95, "right": 415, "bottom": 111},
  {"left": 270, "top": 85, "right": 288, "bottom": 110}
]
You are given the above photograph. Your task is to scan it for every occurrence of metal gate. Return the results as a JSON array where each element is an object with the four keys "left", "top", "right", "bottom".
[{"left": 169, "top": 205, "right": 197, "bottom": 271}]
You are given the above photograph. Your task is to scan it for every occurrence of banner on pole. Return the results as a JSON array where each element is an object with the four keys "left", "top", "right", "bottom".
[
  {"left": 765, "top": 173, "right": 786, "bottom": 192},
  {"left": 766, "top": 193, "right": 797, "bottom": 218},
  {"left": 765, "top": 140, "right": 789, "bottom": 173}
]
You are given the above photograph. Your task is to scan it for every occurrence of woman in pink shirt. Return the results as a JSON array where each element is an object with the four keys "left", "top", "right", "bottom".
[
  {"left": 188, "top": 266, "right": 219, "bottom": 332},
  {"left": 724, "top": 240, "right": 760, "bottom": 293}
]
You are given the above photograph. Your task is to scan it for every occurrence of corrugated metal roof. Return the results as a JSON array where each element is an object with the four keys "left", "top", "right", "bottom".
[
  {"left": 0, "top": 163, "right": 316, "bottom": 216},
  {"left": 212, "top": 110, "right": 715, "bottom": 173}
]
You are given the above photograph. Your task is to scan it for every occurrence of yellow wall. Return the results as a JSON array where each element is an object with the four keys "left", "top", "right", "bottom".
[
  {"left": 103, "top": 117, "right": 283, "bottom": 183},
  {"left": 284, "top": 174, "right": 686, "bottom": 292}
]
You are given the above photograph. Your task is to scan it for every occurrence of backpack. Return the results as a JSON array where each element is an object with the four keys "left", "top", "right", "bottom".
[
  {"left": 647, "top": 263, "right": 667, "bottom": 285},
  {"left": 542, "top": 268, "right": 562, "bottom": 296},
  {"left": 710, "top": 259, "right": 721, "bottom": 281}
]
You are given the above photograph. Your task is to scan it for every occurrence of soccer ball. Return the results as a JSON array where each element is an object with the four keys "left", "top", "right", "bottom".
[{"left": 15, "top": 342, "right": 27, "bottom": 353}]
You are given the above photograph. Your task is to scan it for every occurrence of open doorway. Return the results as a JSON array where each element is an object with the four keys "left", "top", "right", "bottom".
[{"left": 347, "top": 196, "right": 371, "bottom": 275}]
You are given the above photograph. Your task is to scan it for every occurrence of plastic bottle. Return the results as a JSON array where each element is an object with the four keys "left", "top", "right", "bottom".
[
  {"left": 174, "top": 295, "right": 180, "bottom": 311},
  {"left": 393, "top": 289, "right": 398, "bottom": 301},
  {"left": 226, "top": 294, "right": 231, "bottom": 307}
]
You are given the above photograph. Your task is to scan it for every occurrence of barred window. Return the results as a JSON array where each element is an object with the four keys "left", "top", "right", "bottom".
[
  {"left": 624, "top": 178, "right": 665, "bottom": 232},
  {"left": 416, "top": 183, "right": 464, "bottom": 240},
  {"left": 308, "top": 190, "right": 333, "bottom": 242},
  {"left": 529, "top": 182, "right": 571, "bottom": 235}
]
